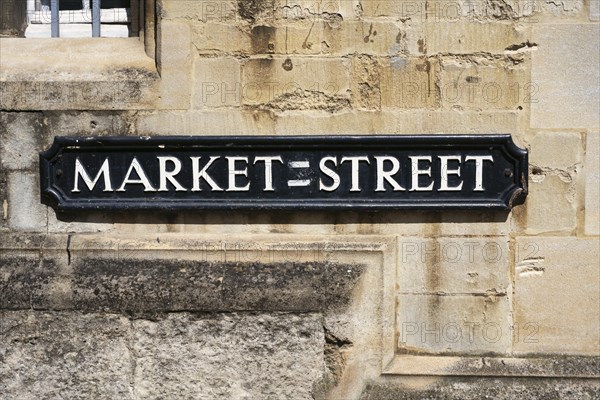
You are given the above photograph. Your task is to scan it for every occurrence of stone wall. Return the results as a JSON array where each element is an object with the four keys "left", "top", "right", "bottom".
[{"left": 0, "top": 0, "right": 599, "bottom": 398}]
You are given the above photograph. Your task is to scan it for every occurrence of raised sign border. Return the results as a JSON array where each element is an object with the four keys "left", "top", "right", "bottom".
[{"left": 39, "top": 135, "right": 528, "bottom": 212}]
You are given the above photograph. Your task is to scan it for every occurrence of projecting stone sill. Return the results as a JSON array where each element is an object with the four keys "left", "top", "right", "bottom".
[{"left": 0, "top": 254, "right": 365, "bottom": 313}]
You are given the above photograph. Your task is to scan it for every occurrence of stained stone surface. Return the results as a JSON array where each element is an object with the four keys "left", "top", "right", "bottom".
[
  {"left": 133, "top": 312, "right": 325, "bottom": 399},
  {"left": 0, "top": 311, "right": 327, "bottom": 400},
  {"left": 0, "top": 311, "right": 133, "bottom": 400}
]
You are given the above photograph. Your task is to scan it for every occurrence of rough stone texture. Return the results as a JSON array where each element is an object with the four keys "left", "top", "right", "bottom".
[
  {"left": 420, "top": 22, "right": 530, "bottom": 54},
  {"left": 0, "top": 252, "right": 365, "bottom": 312},
  {"left": 0, "top": 0, "right": 27, "bottom": 37},
  {"left": 397, "top": 294, "right": 511, "bottom": 354},
  {"left": 0, "top": 311, "right": 133, "bottom": 400},
  {"left": 133, "top": 312, "right": 325, "bottom": 399},
  {"left": 380, "top": 56, "right": 438, "bottom": 109},
  {"left": 514, "top": 237, "right": 600, "bottom": 355},
  {"left": 0, "top": 112, "right": 43, "bottom": 170},
  {"left": 585, "top": 131, "right": 600, "bottom": 235},
  {"left": 398, "top": 237, "right": 509, "bottom": 294},
  {"left": 524, "top": 173, "right": 578, "bottom": 234},
  {"left": 439, "top": 56, "right": 528, "bottom": 111},
  {"left": 241, "top": 56, "right": 349, "bottom": 107},
  {"left": 531, "top": 24, "right": 600, "bottom": 129},
  {"left": 1, "top": 0, "right": 599, "bottom": 398},
  {"left": 7, "top": 172, "right": 47, "bottom": 231},
  {"left": 592, "top": 0, "right": 600, "bottom": 20},
  {"left": 192, "top": 57, "right": 242, "bottom": 108},
  {"left": 529, "top": 131, "right": 583, "bottom": 170},
  {"left": 359, "top": 377, "right": 600, "bottom": 399},
  {"left": 156, "top": 20, "right": 193, "bottom": 109}
]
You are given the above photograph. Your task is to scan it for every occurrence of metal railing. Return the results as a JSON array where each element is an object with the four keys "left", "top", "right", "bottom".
[{"left": 49, "top": 0, "right": 100, "bottom": 37}]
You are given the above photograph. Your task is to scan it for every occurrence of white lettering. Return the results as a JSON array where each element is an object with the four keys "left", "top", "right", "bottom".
[
  {"left": 341, "top": 156, "right": 370, "bottom": 192},
  {"left": 226, "top": 156, "right": 250, "bottom": 192},
  {"left": 465, "top": 155, "right": 494, "bottom": 191},
  {"left": 73, "top": 157, "right": 113, "bottom": 192},
  {"left": 116, "top": 157, "right": 156, "bottom": 192},
  {"left": 191, "top": 156, "right": 223, "bottom": 191},
  {"left": 438, "top": 155, "right": 463, "bottom": 191},
  {"left": 157, "top": 156, "right": 186, "bottom": 192},
  {"left": 409, "top": 156, "right": 434, "bottom": 192},
  {"left": 319, "top": 156, "right": 340, "bottom": 192},
  {"left": 254, "top": 156, "right": 283, "bottom": 192},
  {"left": 375, "top": 156, "right": 405, "bottom": 192}
]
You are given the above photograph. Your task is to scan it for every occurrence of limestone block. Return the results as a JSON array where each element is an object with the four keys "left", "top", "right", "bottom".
[
  {"left": 0, "top": 311, "right": 133, "bottom": 400},
  {"left": 241, "top": 56, "right": 349, "bottom": 106},
  {"left": 157, "top": 20, "right": 193, "bottom": 109},
  {"left": 585, "top": 131, "right": 599, "bottom": 235},
  {"left": 192, "top": 22, "right": 251, "bottom": 55},
  {"left": 272, "top": 110, "right": 519, "bottom": 135},
  {"left": 542, "top": 0, "right": 584, "bottom": 16},
  {"left": 419, "top": 22, "right": 530, "bottom": 55},
  {"left": 0, "top": 112, "right": 43, "bottom": 170},
  {"left": 136, "top": 110, "right": 276, "bottom": 136},
  {"left": 380, "top": 56, "right": 438, "bottom": 109},
  {"left": 351, "top": 55, "right": 382, "bottom": 110},
  {"left": 531, "top": 24, "right": 600, "bottom": 129},
  {"left": 360, "top": 0, "right": 420, "bottom": 18},
  {"left": 398, "top": 237, "right": 509, "bottom": 294},
  {"left": 7, "top": 172, "right": 46, "bottom": 231},
  {"left": 133, "top": 313, "right": 325, "bottom": 399},
  {"left": 0, "top": 0, "right": 27, "bottom": 37},
  {"left": 592, "top": 0, "right": 600, "bottom": 20},
  {"left": 524, "top": 174, "right": 578, "bottom": 234},
  {"left": 41, "top": 111, "right": 134, "bottom": 138},
  {"left": 529, "top": 131, "right": 583, "bottom": 170},
  {"left": 439, "top": 57, "right": 527, "bottom": 111},
  {"left": 360, "top": 376, "right": 600, "bottom": 399},
  {"left": 161, "top": 0, "right": 238, "bottom": 22},
  {"left": 272, "top": 0, "right": 357, "bottom": 21},
  {"left": 243, "top": 20, "right": 403, "bottom": 56},
  {"left": 397, "top": 294, "right": 512, "bottom": 354},
  {"left": 514, "top": 236, "right": 600, "bottom": 354},
  {"left": 193, "top": 57, "right": 242, "bottom": 108}
]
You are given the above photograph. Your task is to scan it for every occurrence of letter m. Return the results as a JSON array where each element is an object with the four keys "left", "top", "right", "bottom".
[{"left": 73, "top": 157, "right": 113, "bottom": 192}]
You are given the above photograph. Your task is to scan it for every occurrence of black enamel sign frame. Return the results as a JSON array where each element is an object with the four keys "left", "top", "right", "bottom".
[{"left": 40, "top": 135, "right": 528, "bottom": 212}]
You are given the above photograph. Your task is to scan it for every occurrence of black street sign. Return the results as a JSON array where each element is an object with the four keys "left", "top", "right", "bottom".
[{"left": 40, "top": 135, "right": 528, "bottom": 212}]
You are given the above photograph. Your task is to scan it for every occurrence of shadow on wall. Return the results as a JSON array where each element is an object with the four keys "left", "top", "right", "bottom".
[{"left": 53, "top": 209, "right": 511, "bottom": 226}]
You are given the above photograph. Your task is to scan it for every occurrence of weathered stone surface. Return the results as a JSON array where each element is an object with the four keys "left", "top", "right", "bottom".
[
  {"left": 359, "top": 377, "right": 600, "bottom": 399},
  {"left": 192, "top": 22, "right": 251, "bottom": 55},
  {"left": 529, "top": 131, "right": 583, "bottom": 170},
  {"left": 531, "top": 24, "right": 600, "bottom": 129},
  {"left": 380, "top": 56, "right": 438, "bottom": 109},
  {"left": 156, "top": 20, "right": 193, "bottom": 109},
  {"left": 592, "top": 0, "right": 600, "bottom": 20},
  {"left": 419, "top": 22, "right": 530, "bottom": 54},
  {"left": 514, "top": 237, "right": 600, "bottom": 355},
  {"left": 398, "top": 237, "right": 509, "bottom": 294},
  {"left": 0, "top": 250, "right": 364, "bottom": 312},
  {"left": 7, "top": 172, "right": 47, "bottom": 231},
  {"left": 397, "top": 294, "right": 511, "bottom": 354},
  {"left": 585, "top": 131, "right": 599, "bottom": 235},
  {"left": 0, "top": 254, "right": 54, "bottom": 309},
  {"left": 0, "top": 311, "right": 133, "bottom": 400},
  {"left": 0, "top": 0, "right": 27, "bottom": 37},
  {"left": 0, "top": 112, "right": 43, "bottom": 170},
  {"left": 241, "top": 56, "right": 349, "bottom": 106},
  {"left": 192, "top": 57, "right": 242, "bottom": 108},
  {"left": 439, "top": 56, "right": 527, "bottom": 111},
  {"left": 524, "top": 172, "right": 578, "bottom": 234},
  {"left": 133, "top": 312, "right": 325, "bottom": 399}
]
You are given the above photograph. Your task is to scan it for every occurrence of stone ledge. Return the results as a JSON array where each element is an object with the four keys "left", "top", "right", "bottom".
[
  {"left": 0, "top": 233, "right": 392, "bottom": 313},
  {"left": 360, "top": 376, "right": 600, "bottom": 400},
  {"left": 385, "top": 355, "right": 600, "bottom": 378}
]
